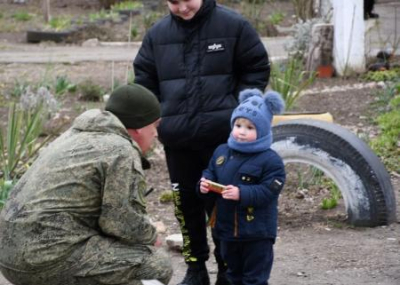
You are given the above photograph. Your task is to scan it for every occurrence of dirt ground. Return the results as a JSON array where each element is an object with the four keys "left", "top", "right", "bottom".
[
  {"left": 1, "top": 1, "right": 400, "bottom": 285},
  {"left": 142, "top": 80, "right": 400, "bottom": 285},
  {"left": 0, "top": 61, "right": 400, "bottom": 285},
  {"left": 3, "top": 64, "right": 398, "bottom": 285}
]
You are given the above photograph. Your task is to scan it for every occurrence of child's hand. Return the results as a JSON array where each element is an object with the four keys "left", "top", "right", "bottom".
[
  {"left": 222, "top": 185, "right": 240, "bottom": 201},
  {"left": 200, "top": 177, "right": 210, "bottom": 194}
]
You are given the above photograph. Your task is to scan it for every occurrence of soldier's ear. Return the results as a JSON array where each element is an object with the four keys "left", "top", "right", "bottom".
[{"left": 127, "top": 129, "right": 140, "bottom": 141}]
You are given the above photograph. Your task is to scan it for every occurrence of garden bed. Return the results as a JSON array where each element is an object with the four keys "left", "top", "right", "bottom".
[{"left": 1, "top": 0, "right": 297, "bottom": 44}]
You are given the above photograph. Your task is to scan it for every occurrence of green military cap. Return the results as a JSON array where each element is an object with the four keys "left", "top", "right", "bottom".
[{"left": 105, "top": 84, "right": 160, "bottom": 129}]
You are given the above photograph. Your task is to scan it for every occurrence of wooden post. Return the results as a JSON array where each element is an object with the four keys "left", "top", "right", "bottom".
[
  {"left": 306, "top": 23, "right": 334, "bottom": 77},
  {"left": 43, "top": 0, "right": 51, "bottom": 23},
  {"left": 331, "top": 0, "right": 365, "bottom": 75}
]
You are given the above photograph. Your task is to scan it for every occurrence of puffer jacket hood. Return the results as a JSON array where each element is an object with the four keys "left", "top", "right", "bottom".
[
  {"left": 72, "top": 109, "right": 131, "bottom": 141},
  {"left": 170, "top": 0, "right": 215, "bottom": 26}
]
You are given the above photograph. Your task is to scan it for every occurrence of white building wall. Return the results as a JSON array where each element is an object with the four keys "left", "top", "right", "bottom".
[{"left": 332, "top": 0, "right": 366, "bottom": 75}]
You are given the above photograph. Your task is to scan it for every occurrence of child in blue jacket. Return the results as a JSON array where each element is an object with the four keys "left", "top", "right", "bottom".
[{"left": 199, "top": 89, "right": 286, "bottom": 285}]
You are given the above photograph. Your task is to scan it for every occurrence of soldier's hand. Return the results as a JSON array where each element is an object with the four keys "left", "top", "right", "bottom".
[{"left": 154, "top": 235, "right": 163, "bottom": 247}]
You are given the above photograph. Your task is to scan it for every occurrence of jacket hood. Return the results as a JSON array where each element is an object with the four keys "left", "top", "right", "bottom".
[
  {"left": 72, "top": 109, "right": 152, "bottom": 169},
  {"left": 171, "top": 0, "right": 215, "bottom": 26},
  {"left": 72, "top": 109, "right": 131, "bottom": 141}
]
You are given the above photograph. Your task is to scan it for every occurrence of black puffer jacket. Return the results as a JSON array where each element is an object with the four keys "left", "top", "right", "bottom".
[{"left": 134, "top": 0, "right": 270, "bottom": 149}]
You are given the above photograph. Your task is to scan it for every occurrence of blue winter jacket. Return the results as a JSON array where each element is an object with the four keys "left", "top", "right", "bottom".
[{"left": 201, "top": 144, "right": 285, "bottom": 241}]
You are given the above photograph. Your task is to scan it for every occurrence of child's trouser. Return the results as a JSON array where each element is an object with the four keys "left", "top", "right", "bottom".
[{"left": 220, "top": 239, "right": 274, "bottom": 285}]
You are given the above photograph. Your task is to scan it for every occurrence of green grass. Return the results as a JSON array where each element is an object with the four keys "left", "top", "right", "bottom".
[
  {"left": 321, "top": 181, "right": 341, "bottom": 210},
  {"left": 362, "top": 68, "right": 400, "bottom": 82},
  {"left": 142, "top": 11, "right": 162, "bottom": 32},
  {"left": 159, "top": 190, "right": 174, "bottom": 203},
  {"left": 10, "top": 80, "right": 29, "bottom": 98},
  {"left": 0, "top": 180, "right": 14, "bottom": 208},
  {"left": 131, "top": 25, "right": 138, "bottom": 39},
  {"left": 78, "top": 80, "right": 104, "bottom": 102},
  {"left": 0, "top": 103, "right": 47, "bottom": 181},
  {"left": 269, "top": 12, "right": 285, "bottom": 25},
  {"left": 46, "top": 16, "right": 72, "bottom": 31},
  {"left": 0, "top": 11, "right": 40, "bottom": 32},
  {"left": 371, "top": 106, "right": 400, "bottom": 173},
  {"left": 270, "top": 57, "right": 316, "bottom": 110},
  {"left": 0, "top": 81, "right": 64, "bottom": 203},
  {"left": 54, "top": 76, "right": 77, "bottom": 97},
  {"left": 370, "top": 83, "right": 400, "bottom": 173},
  {"left": 295, "top": 166, "right": 325, "bottom": 189},
  {"left": 12, "top": 11, "right": 33, "bottom": 22},
  {"left": 111, "top": 1, "right": 143, "bottom": 11},
  {"left": 88, "top": 10, "right": 119, "bottom": 23}
]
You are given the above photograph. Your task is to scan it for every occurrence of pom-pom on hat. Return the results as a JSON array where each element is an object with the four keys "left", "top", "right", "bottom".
[
  {"left": 228, "top": 89, "right": 285, "bottom": 152},
  {"left": 105, "top": 84, "right": 161, "bottom": 129}
]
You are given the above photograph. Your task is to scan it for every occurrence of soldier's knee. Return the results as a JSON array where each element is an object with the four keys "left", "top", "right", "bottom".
[
  {"left": 141, "top": 248, "right": 173, "bottom": 284},
  {"left": 154, "top": 249, "right": 173, "bottom": 283}
]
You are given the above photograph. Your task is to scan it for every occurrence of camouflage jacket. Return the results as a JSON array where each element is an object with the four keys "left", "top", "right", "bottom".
[{"left": 0, "top": 109, "right": 157, "bottom": 271}]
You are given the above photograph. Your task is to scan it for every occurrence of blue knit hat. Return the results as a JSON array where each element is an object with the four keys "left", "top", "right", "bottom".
[{"left": 228, "top": 89, "right": 285, "bottom": 153}]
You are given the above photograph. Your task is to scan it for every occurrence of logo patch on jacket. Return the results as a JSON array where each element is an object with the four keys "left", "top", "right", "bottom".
[
  {"left": 270, "top": 179, "right": 284, "bottom": 193},
  {"left": 207, "top": 42, "right": 225, "bottom": 53},
  {"left": 216, "top": 156, "right": 226, "bottom": 166}
]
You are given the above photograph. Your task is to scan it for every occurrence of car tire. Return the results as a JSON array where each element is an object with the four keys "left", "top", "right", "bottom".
[{"left": 272, "top": 119, "right": 396, "bottom": 226}]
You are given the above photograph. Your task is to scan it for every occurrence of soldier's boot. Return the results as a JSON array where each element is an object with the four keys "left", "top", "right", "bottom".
[{"left": 177, "top": 263, "right": 210, "bottom": 285}]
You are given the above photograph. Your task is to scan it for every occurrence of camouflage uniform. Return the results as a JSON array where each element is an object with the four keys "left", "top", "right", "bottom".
[{"left": 0, "top": 110, "right": 172, "bottom": 285}]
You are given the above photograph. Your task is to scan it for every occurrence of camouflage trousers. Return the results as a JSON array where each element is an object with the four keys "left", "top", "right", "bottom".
[{"left": 0, "top": 236, "right": 173, "bottom": 285}]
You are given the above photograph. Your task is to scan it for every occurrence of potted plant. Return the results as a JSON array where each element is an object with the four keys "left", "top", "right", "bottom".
[
  {"left": 111, "top": 1, "right": 143, "bottom": 17},
  {"left": 317, "top": 54, "right": 335, "bottom": 78},
  {"left": 26, "top": 15, "right": 78, "bottom": 43},
  {"left": 26, "top": 9, "right": 124, "bottom": 43}
]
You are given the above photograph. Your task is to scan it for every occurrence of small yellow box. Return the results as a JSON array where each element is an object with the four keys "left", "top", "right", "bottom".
[{"left": 208, "top": 181, "right": 226, "bottom": 194}]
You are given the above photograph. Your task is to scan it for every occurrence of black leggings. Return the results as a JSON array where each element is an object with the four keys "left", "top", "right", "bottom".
[
  {"left": 165, "top": 146, "right": 225, "bottom": 270},
  {"left": 364, "top": 0, "right": 375, "bottom": 15}
]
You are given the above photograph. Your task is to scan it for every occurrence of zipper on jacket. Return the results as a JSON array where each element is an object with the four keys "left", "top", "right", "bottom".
[{"left": 234, "top": 207, "right": 238, "bottom": 237}]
